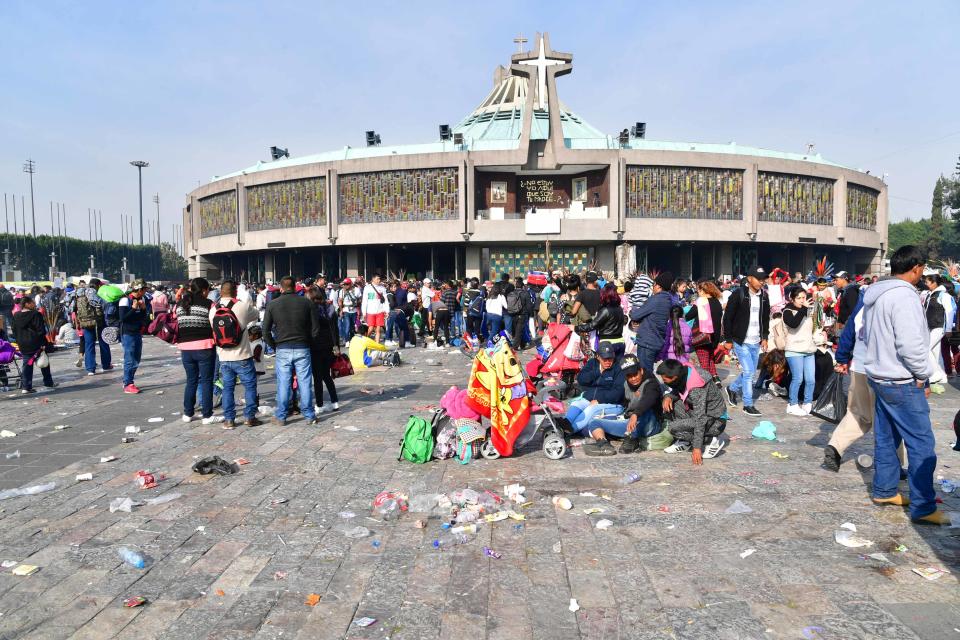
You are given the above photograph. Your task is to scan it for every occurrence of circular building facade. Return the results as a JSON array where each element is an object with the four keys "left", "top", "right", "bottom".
[{"left": 183, "top": 33, "right": 887, "bottom": 282}]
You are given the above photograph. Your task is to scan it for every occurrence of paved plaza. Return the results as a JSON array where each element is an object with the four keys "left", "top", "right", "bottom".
[{"left": 0, "top": 339, "right": 957, "bottom": 639}]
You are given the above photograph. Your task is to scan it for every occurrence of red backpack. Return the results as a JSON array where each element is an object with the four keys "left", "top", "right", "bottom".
[{"left": 211, "top": 300, "right": 243, "bottom": 348}]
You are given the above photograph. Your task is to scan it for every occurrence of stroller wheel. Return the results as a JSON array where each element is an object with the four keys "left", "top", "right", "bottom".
[
  {"left": 543, "top": 432, "right": 567, "bottom": 460},
  {"left": 480, "top": 439, "right": 501, "bottom": 460}
]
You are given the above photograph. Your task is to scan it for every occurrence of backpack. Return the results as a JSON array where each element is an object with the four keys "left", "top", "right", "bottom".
[
  {"left": 506, "top": 291, "right": 522, "bottom": 315},
  {"left": 147, "top": 312, "right": 178, "bottom": 344},
  {"left": 546, "top": 290, "right": 560, "bottom": 316},
  {"left": 925, "top": 295, "right": 945, "bottom": 331},
  {"left": 75, "top": 293, "right": 102, "bottom": 329},
  {"left": 467, "top": 291, "right": 484, "bottom": 318},
  {"left": 211, "top": 300, "right": 243, "bottom": 348},
  {"left": 383, "top": 350, "right": 402, "bottom": 368},
  {"left": 523, "top": 288, "right": 537, "bottom": 315},
  {"left": 398, "top": 415, "right": 434, "bottom": 463}
]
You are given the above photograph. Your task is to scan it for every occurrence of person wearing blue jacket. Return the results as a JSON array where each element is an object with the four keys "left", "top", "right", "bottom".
[
  {"left": 862, "top": 245, "right": 945, "bottom": 525},
  {"left": 630, "top": 272, "right": 675, "bottom": 374},
  {"left": 565, "top": 342, "right": 626, "bottom": 455},
  {"left": 118, "top": 279, "right": 150, "bottom": 394}
]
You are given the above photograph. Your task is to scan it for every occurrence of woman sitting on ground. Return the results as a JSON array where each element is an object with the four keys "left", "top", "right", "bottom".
[{"left": 582, "top": 354, "right": 663, "bottom": 456}]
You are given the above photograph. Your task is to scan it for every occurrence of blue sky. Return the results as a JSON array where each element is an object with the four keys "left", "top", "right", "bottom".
[{"left": 1, "top": 1, "right": 958, "bottom": 243}]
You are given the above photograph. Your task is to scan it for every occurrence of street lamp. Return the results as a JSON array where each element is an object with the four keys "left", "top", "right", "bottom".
[{"left": 130, "top": 160, "right": 149, "bottom": 244}]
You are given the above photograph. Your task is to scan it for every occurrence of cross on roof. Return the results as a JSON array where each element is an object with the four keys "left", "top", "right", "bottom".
[
  {"left": 517, "top": 35, "right": 566, "bottom": 110},
  {"left": 512, "top": 33, "right": 528, "bottom": 54}
]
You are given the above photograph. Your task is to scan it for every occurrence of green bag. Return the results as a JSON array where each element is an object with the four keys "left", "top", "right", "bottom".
[
  {"left": 97, "top": 284, "right": 125, "bottom": 303},
  {"left": 645, "top": 425, "right": 674, "bottom": 451},
  {"left": 398, "top": 415, "right": 434, "bottom": 463}
]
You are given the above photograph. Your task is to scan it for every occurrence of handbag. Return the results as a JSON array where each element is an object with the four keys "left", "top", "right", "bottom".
[
  {"left": 690, "top": 329, "right": 712, "bottom": 349},
  {"left": 330, "top": 353, "right": 354, "bottom": 378}
]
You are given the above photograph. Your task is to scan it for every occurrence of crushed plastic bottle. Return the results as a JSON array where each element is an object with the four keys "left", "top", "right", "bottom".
[
  {"left": 620, "top": 472, "right": 641, "bottom": 485},
  {"left": 144, "top": 492, "right": 181, "bottom": 506},
  {"left": 407, "top": 494, "right": 440, "bottom": 513},
  {"left": 450, "top": 523, "right": 477, "bottom": 535},
  {"left": 0, "top": 481, "right": 56, "bottom": 501},
  {"left": 118, "top": 547, "right": 146, "bottom": 569},
  {"left": 5, "top": 450, "right": 20, "bottom": 459},
  {"left": 432, "top": 532, "right": 476, "bottom": 549},
  {"left": 109, "top": 497, "right": 144, "bottom": 513},
  {"left": 343, "top": 526, "right": 371, "bottom": 539}
]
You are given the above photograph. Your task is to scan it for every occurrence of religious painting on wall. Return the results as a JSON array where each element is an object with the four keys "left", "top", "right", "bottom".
[
  {"left": 572, "top": 177, "right": 588, "bottom": 202},
  {"left": 246, "top": 177, "right": 326, "bottom": 231},
  {"left": 625, "top": 166, "right": 743, "bottom": 219},
  {"left": 846, "top": 183, "right": 878, "bottom": 230},
  {"left": 757, "top": 172, "right": 834, "bottom": 225},
  {"left": 490, "top": 181, "right": 508, "bottom": 205},
  {"left": 198, "top": 190, "right": 238, "bottom": 238},
  {"left": 338, "top": 168, "right": 459, "bottom": 224}
]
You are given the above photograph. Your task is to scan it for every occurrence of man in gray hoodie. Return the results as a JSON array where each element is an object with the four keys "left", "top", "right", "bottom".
[{"left": 861, "top": 244, "right": 947, "bottom": 525}]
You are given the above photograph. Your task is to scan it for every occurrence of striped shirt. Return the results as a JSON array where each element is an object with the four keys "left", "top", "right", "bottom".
[{"left": 628, "top": 274, "right": 654, "bottom": 310}]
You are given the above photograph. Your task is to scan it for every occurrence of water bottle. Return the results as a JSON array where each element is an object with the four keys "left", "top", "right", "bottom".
[
  {"left": 450, "top": 523, "right": 477, "bottom": 535},
  {"left": 378, "top": 499, "right": 400, "bottom": 520},
  {"left": 118, "top": 547, "right": 146, "bottom": 569},
  {"left": 620, "top": 472, "right": 641, "bottom": 485},
  {"left": 432, "top": 532, "right": 476, "bottom": 549}
]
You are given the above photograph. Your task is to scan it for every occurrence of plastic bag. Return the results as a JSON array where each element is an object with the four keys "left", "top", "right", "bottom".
[
  {"left": 751, "top": 421, "right": 777, "bottom": 441},
  {"left": 811, "top": 372, "right": 846, "bottom": 424},
  {"left": 0, "top": 481, "right": 56, "bottom": 501},
  {"left": 645, "top": 428, "right": 674, "bottom": 451}
]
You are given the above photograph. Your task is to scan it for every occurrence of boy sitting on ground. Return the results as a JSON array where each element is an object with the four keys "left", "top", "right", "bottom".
[
  {"left": 657, "top": 358, "right": 728, "bottom": 465},
  {"left": 348, "top": 323, "right": 393, "bottom": 369},
  {"left": 582, "top": 354, "right": 664, "bottom": 456}
]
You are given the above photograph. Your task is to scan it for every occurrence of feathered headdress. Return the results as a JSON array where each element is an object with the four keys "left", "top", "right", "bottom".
[{"left": 806, "top": 256, "right": 834, "bottom": 283}]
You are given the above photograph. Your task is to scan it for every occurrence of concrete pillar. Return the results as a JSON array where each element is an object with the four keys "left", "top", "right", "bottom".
[
  {"left": 834, "top": 175, "right": 847, "bottom": 244},
  {"left": 190, "top": 196, "right": 199, "bottom": 252},
  {"left": 190, "top": 254, "right": 220, "bottom": 280},
  {"left": 465, "top": 245, "right": 481, "bottom": 278},
  {"left": 346, "top": 247, "right": 360, "bottom": 278},
  {"left": 718, "top": 244, "right": 734, "bottom": 279},
  {"left": 328, "top": 169, "right": 338, "bottom": 241},
  {"left": 744, "top": 164, "right": 758, "bottom": 238},
  {"left": 237, "top": 181, "right": 246, "bottom": 246},
  {"left": 264, "top": 253, "right": 277, "bottom": 282}
]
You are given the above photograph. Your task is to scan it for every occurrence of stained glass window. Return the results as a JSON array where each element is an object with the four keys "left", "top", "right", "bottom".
[
  {"left": 757, "top": 172, "right": 834, "bottom": 225},
  {"left": 626, "top": 166, "right": 743, "bottom": 220},
  {"left": 338, "top": 168, "right": 458, "bottom": 224},
  {"left": 846, "top": 184, "right": 878, "bottom": 230},
  {"left": 488, "top": 246, "right": 590, "bottom": 280},
  {"left": 246, "top": 177, "right": 326, "bottom": 231},
  {"left": 198, "top": 190, "right": 238, "bottom": 238}
]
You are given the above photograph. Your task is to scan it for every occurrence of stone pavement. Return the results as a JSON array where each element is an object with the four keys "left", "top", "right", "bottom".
[{"left": 0, "top": 338, "right": 958, "bottom": 639}]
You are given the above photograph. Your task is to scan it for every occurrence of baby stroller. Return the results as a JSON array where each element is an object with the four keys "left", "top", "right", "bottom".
[
  {"left": 0, "top": 340, "right": 22, "bottom": 392},
  {"left": 479, "top": 392, "right": 570, "bottom": 460},
  {"left": 525, "top": 323, "right": 585, "bottom": 401}
]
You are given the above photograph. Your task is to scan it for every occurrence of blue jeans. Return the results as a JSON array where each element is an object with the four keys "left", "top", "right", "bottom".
[
  {"left": 21, "top": 349, "right": 53, "bottom": 391},
  {"left": 275, "top": 347, "right": 315, "bottom": 421},
  {"left": 636, "top": 345, "right": 658, "bottom": 375},
  {"left": 220, "top": 358, "right": 258, "bottom": 421},
  {"left": 503, "top": 314, "right": 514, "bottom": 337},
  {"left": 729, "top": 341, "right": 761, "bottom": 407},
  {"left": 452, "top": 310, "right": 463, "bottom": 337},
  {"left": 181, "top": 348, "right": 215, "bottom": 418},
  {"left": 589, "top": 409, "right": 662, "bottom": 440},
  {"left": 121, "top": 334, "right": 142, "bottom": 386},
  {"left": 565, "top": 398, "right": 624, "bottom": 434},
  {"left": 486, "top": 314, "right": 503, "bottom": 338},
  {"left": 869, "top": 380, "right": 937, "bottom": 520},
  {"left": 83, "top": 325, "right": 112, "bottom": 373},
  {"left": 786, "top": 353, "right": 815, "bottom": 405},
  {"left": 339, "top": 312, "right": 356, "bottom": 343}
]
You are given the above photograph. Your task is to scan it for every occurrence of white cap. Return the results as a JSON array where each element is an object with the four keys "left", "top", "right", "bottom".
[{"left": 423, "top": 278, "right": 432, "bottom": 284}]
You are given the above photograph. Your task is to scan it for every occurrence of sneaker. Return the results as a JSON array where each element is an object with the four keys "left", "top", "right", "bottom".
[
  {"left": 404, "top": 342, "right": 416, "bottom": 348},
  {"left": 702, "top": 436, "right": 726, "bottom": 459},
  {"left": 87, "top": 371, "right": 95, "bottom": 377},
  {"left": 664, "top": 440, "right": 691, "bottom": 453},
  {"left": 821, "top": 445, "right": 841, "bottom": 472},
  {"left": 583, "top": 439, "right": 617, "bottom": 456},
  {"left": 181, "top": 414, "right": 195, "bottom": 423},
  {"left": 742, "top": 406, "right": 761, "bottom": 417},
  {"left": 786, "top": 404, "right": 803, "bottom": 416},
  {"left": 43, "top": 382, "right": 58, "bottom": 389},
  {"left": 103, "top": 365, "right": 114, "bottom": 370},
  {"left": 384, "top": 340, "right": 398, "bottom": 347},
  {"left": 619, "top": 438, "right": 641, "bottom": 454},
  {"left": 245, "top": 417, "right": 262, "bottom": 427},
  {"left": 221, "top": 420, "right": 236, "bottom": 430},
  {"left": 123, "top": 384, "right": 141, "bottom": 394},
  {"left": 317, "top": 404, "right": 332, "bottom": 414},
  {"left": 331, "top": 402, "right": 339, "bottom": 411},
  {"left": 75, "top": 356, "right": 83, "bottom": 368},
  {"left": 201, "top": 416, "right": 224, "bottom": 425},
  {"left": 800, "top": 403, "right": 812, "bottom": 415},
  {"left": 20, "top": 388, "right": 35, "bottom": 395},
  {"left": 724, "top": 386, "right": 738, "bottom": 407}
]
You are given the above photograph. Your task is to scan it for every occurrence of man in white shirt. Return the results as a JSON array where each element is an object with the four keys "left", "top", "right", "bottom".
[
  {"left": 209, "top": 280, "right": 261, "bottom": 429},
  {"left": 361, "top": 274, "right": 389, "bottom": 343}
]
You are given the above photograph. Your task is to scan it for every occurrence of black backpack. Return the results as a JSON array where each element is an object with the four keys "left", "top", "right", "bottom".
[
  {"left": 212, "top": 300, "right": 244, "bottom": 348},
  {"left": 506, "top": 291, "right": 523, "bottom": 315},
  {"left": 467, "top": 291, "right": 484, "bottom": 318},
  {"left": 925, "top": 295, "right": 946, "bottom": 331}
]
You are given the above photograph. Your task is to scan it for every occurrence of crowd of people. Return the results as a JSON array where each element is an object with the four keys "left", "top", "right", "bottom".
[{"left": 0, "top": 242, "right": 954, "bottom": 525}]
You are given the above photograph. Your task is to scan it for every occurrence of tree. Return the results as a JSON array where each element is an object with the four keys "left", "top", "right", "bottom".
[
  {"left": 948, "top": 155, "right": 960, "bottom": 221},
  {"left": 926, "top": 177, "right": 945, "bottom": 259}
]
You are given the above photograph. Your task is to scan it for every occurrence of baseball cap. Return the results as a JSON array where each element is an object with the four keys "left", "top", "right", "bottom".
[
  {"left": 833, "top": 270, "right": 850, "bottom": 280},
  {"left": 597, "top": 342, "right": 616, "bottom": 359},
  {"left": 423, "top": 278, "right": 432, "bottom": 284},
  {"left": 130, "top": 279, "right": 146, "bottom": 291},
  {"left": 746, "top": 266, "right": 768, "bottom": 281},
  {"left": 620, "top": 355, "right": 640, "bottom": 375},
  {"left": 342, "top": 278, "right": 352, "bottom": 286}
]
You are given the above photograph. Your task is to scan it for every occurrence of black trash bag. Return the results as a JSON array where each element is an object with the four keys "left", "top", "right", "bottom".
[
  {"left": 811, "top": 372, "right": 847, "bottom": 424},
  {"left": 191, "top": 455, "right": 239, "bottom": 476}
]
